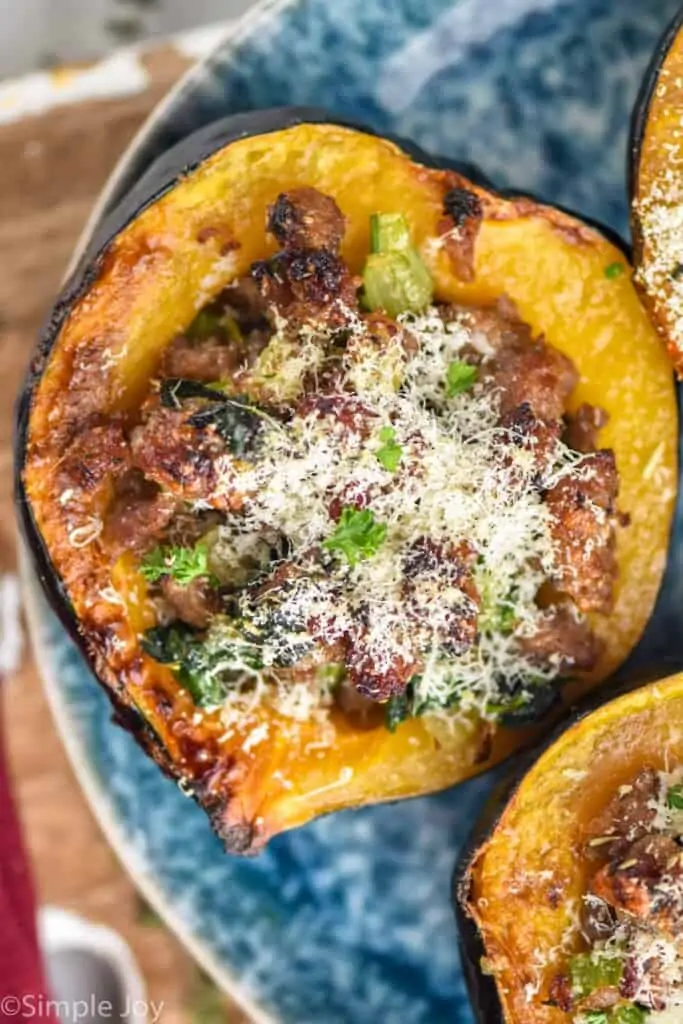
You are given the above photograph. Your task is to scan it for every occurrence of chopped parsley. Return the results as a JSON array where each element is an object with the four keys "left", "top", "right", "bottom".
[
  {"left": 492, "top": 602, "right": 517, "bottom": 634},
  {"left": 604, "top": 261, "right": 625, "bottom": 280},
  {"left": 569, "top": 952, "right": 623, "bottom": 998},
  {"left": 445, "top": 360, "right": 477, "bottom": 397},
  {"left": 666, "top": 783, "right": 683, "bottom": 810},
  {"left": 375, "top": 426, "right": 403, "bottom": 472},
  {"left": 140, "top": 543, "right": 215, "bottom": 587},
  {"left": 480, "top": 587, "right": 518, "bottom": 635},
  {"left": 583, "top": 1014, "right": 608, "bottom": 1024},
  {"left": 323, "top": 507, "right": 387, "bottom": 566}
]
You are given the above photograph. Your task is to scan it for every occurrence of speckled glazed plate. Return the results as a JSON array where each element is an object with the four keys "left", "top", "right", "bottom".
[{"left": 21, "top": 1, "right": 683, "bottom": 1021}]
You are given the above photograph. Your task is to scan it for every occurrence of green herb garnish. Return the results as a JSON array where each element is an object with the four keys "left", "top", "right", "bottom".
[
  {"left": 583, "top": 1013, "right": 609, "bottom": 1024},
  {"left": 140, "top": 543, "right": 214, "bottom": 587},
  {"left": 446, "top": 360, "right": 477, "bottom": 397},
  {"left": 494, "top": 602, "right": 517, "bottom": 634},
  {"left": 323, "top": 507, "right": 387, "bottom": 566},
  {"left": 569, "top": 952, "right": 623, "bottom": 998},
  {"left": 604, "top": 261, "right": 625, "bottom": 280},
  {"left": 375, "top": 426, "right": 403, "bottom": 472},
  {"left": 611, "top": 1008, "right": 646, "bottom": 1024},
  {"left": 667, "top": 783, "right": 683, "bottom": 810},
  {"left": 362, "top": 212, "right": 433, "bottom": 318},
  {"left": 481, "top": 598, "right": 517, "bottom": 636}
]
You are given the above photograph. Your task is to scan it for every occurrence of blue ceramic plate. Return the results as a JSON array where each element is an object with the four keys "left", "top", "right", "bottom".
[{"left": 22, "top": 1, "right": 683, "bottom": 1021}]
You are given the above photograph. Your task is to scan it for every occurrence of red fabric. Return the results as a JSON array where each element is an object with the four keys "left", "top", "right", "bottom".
[{"left": 0, "top": 700, "right": 58, "bottom": 1022}]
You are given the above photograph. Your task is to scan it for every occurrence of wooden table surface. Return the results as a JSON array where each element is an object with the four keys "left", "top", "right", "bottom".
[{"left": 1, "top": 45, "right": 250, "bottom": 1024}]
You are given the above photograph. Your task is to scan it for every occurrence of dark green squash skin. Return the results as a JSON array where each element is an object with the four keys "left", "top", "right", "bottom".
[{"left": 13, "top": 107, "right": 638, "bottom": 855}]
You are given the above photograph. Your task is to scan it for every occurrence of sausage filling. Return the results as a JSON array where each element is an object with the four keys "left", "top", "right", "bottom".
[{"left": 89, "top": 187, "right": 622, "bottom": 735}]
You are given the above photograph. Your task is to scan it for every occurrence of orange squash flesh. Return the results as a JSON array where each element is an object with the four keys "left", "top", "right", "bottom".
[
  {"left": 633, "top": 11, "right": 683, "bottom": 374},
  {"left": 461, "top": 671, "right": 683, "bottom": 1024},
  {"left": 22, "top": 122, "right": 677, "bottom": 851}
]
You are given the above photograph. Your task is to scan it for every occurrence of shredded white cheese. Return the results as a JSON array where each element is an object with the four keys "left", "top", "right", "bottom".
[{"left": 195, "top": 306, "right": 597, "bottom": 733}]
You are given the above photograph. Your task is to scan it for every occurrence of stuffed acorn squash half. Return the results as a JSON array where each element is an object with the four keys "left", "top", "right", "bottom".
[
  {"left": 457, "top": 672, "right": 683, "bottom": 1024},
  {"left": 17, "top": 111, "right": 677, "bottom": 852}
]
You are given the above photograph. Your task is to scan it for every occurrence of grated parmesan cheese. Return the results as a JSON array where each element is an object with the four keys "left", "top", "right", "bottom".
[{"left": 189, "top": 305, "right": 600, "bottom": 735}]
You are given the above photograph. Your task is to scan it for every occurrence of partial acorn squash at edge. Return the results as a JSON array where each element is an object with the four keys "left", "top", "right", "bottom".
[{"left": 456, "top": 669, "right": 683, "bottom": 1024}]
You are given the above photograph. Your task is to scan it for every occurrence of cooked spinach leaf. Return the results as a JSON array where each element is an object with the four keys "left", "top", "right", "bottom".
[
  {"left": 385, "top": 691, "right": 410, "bottom": 732},
  {"left": 141, "top": 622, "right": 262, "bottom": 708},
  {"left": 486, "top": 673, "right": 562, "bottom": 725},
  {"left": 238, "top": 575, "right": 315, "bottom": 668},
  {"left": 160, "top": 377, "right": 264, "bottom": 457}
]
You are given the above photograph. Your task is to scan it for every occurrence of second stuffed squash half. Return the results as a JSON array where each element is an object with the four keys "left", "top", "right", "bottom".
[
  {"left": 17, "top": 111, "right": 677, "bottom": 852},
  {"left": 457, "top": 671, "right": 683, "bottom": 1024}
]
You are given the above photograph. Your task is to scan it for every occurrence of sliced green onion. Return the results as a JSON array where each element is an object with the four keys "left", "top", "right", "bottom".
[
  {"left": 370, "top": 212, "right": 412, "bottom": 253},
  {"left": 363, "top": 212, "right": 433, "bottom": 318}
]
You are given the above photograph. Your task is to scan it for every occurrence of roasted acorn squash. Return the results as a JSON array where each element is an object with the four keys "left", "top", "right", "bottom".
[
  {"left": 16, "top": 110, "right": 677, "bottom": 853},
  {"left": 456, "top": 670, "right": 683, "bottom": 1024},
  {"left": 632, "top": 7, "right": 683, "bottom": 374}
]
